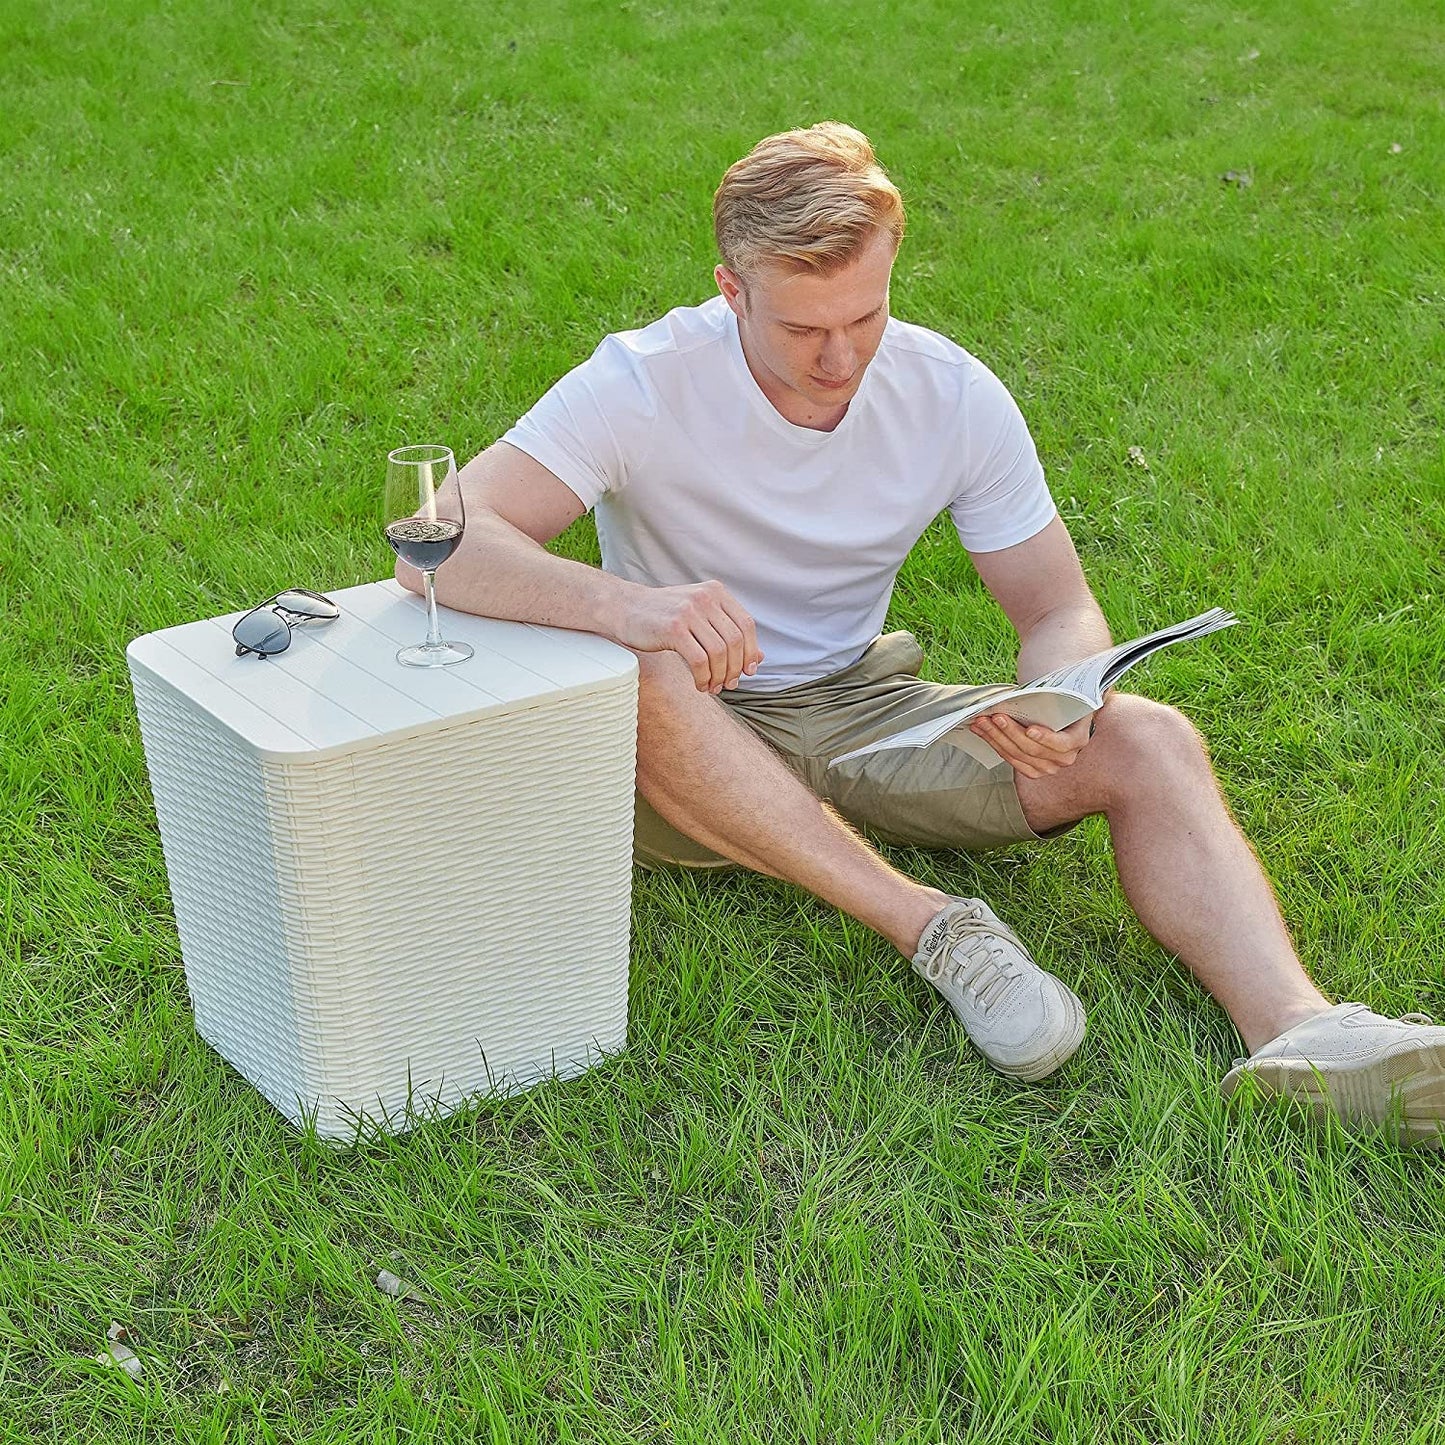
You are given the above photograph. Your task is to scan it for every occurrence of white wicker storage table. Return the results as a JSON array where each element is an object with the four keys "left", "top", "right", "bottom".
[{"left": 127, "top": 579, "right": 638, "bottom": 1139}]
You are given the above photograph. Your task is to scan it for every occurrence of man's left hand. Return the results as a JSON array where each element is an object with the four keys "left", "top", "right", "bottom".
[{"left": 970, "top": 712, "right": 1094, "bottom": 779}]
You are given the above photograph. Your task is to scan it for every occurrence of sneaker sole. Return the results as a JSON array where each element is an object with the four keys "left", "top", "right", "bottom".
[
  {"left": 988, "top": 988, "right": 1087, "bottom": 1084},
  {"left": 1221, "top": 1039, "right": 1445, "bottom": 1148}
]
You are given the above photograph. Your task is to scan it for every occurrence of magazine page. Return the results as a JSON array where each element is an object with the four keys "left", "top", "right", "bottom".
[
  {"left": 828, "top": 608, "right": 1237, "bottom": 769},
  {"left": 829, "top": 685, "right": 1094, "bottom": 768},
  {"left": 1035, "top": 609, "right": 1236, "bottom": 700}
]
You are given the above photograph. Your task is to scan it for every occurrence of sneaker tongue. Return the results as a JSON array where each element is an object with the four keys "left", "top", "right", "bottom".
[{"left": 915, "top": 911, "right": 953, "bottom": 960}]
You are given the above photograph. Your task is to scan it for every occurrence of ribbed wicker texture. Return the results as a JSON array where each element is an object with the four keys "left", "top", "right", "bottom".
[{"left": 129, "top": 585, "right": 638, "bottom": 1139}]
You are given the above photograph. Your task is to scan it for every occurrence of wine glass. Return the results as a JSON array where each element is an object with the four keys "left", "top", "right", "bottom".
[{"left": 383, "top": 444, "right": 474, "bottom": 668}]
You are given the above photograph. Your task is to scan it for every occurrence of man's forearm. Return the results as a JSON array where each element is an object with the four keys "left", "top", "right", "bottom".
[
  {"left": 1015, "top": 599, "right": 1113, "bottom": 684},
  {"left": 406, "top": 510, "right": 636, "bottom": 642}
]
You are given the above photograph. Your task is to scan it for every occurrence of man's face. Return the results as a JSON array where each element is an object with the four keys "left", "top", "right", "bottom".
[{"left": 717, "top": 228, "right": 896, "bottom": 420}]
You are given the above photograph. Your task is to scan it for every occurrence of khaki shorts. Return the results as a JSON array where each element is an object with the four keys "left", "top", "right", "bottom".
[{"left": 634, "top": 630, "right": 1072, "bottom": 868}]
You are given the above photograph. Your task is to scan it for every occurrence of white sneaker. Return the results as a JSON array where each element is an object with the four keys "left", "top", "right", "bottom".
[
  {"left": 911, "top": 897, "right": 1085, "bottom": 1083},
  {"left": 1220, "top": 1002, "right": 1445, "bottom": 1147}
]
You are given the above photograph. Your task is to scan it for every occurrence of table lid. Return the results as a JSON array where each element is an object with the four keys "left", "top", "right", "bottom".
[{"left": 126, "top": 579, "right": 637, "bottom": 761}]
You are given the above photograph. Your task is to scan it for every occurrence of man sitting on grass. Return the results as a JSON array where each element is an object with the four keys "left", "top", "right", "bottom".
[{"left": 405, "top": 122, "right": 1445, "bottom": 1146}]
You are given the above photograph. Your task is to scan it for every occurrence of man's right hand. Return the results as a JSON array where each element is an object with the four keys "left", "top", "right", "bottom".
[{"left": 614, "top": 580, "right": 763, "bottom": 693}]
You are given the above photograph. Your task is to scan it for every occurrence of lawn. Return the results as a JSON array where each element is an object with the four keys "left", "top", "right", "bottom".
[{"left": 2, "top": 0, "right": 1444, "bottom": 1439}]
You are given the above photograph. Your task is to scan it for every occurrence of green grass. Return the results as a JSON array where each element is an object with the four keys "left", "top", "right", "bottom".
[{"left": 3, "top": 0, "right": 1445, "bottom": 1438}]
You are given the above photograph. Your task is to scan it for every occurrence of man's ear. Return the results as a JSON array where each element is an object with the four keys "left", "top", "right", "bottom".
[{"left": 715, "top": 263, "right": 747, "bottom": 318}]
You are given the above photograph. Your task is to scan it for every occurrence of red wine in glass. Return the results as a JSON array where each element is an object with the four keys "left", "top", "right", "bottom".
[
  {"left": 383, "top": 444, "right": 473, "bottom": 668},
  {"left": 384, "top": 517, "right": 464, "bottom": 572}
]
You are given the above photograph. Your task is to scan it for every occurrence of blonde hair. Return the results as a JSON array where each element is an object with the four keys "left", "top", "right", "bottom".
[{"left": 713, "top": 122, "right": 905, "bottom": 278}]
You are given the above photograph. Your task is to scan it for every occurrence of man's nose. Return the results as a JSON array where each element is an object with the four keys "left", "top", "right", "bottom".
[{"left": 818, "top": 331, "right": 855, "bottom": 378}]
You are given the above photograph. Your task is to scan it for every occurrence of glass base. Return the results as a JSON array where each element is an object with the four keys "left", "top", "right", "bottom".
[{"left": 396, "top": 639, "right": 474, "bottom": 668}]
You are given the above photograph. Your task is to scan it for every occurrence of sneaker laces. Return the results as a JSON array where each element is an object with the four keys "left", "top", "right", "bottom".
[{"left": 917, "top": 903, "right": 1031, "bottom": 1014}]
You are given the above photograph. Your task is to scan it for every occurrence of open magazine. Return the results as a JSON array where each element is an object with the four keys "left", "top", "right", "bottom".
[{"left": 828, "top": 608, "right": 1238, "bottom": 771}]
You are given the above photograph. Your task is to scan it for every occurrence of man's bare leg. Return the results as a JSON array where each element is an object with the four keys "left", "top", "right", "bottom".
[
  {"left": 635, "top": 652, "right": 949, "bottom": 955},
  {"left": 639, "top": 648, "right": 1332, "bottom": 1057},
  {"left": 1013, "top": 692, "right": 1330, "bottom": 1053}
]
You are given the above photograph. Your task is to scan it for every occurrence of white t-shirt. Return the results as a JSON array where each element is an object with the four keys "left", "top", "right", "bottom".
[{"left": 503, "top": 295, "right": 1055, "bottom": 692}]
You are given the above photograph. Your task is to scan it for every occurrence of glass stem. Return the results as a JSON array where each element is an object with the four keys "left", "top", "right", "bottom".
[{"left": 422, "top": 570, "right": 443, "bottom": 649}]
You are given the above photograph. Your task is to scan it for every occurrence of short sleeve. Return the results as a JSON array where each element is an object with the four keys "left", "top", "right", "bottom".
[
  {"left": 501, "top": 334, "right": 658, "bottom": 511},
  {"left": 947, "top": 361, "right": 1057, "bottom": 552}
]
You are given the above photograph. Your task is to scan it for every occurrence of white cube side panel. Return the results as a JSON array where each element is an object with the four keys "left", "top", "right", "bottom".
[
  {"left": 131, "top": 667, "right": 637, "bottom": 1138},
  {"left": 131, "top": 670, "right": 311, "bottom": 1094}
]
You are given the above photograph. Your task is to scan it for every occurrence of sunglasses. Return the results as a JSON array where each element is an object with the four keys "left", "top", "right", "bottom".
[{"left": 232, "top": 588, "right": 340, "bottom": 658}]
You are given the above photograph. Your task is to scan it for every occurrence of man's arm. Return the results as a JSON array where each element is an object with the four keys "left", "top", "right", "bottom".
[
  {"left": 969, "top": 516, "right": 1111, "bottom": 683},
  {"left": 397, "top": 441, "right": 762, "bottom": 693},
  {"left": 964, "top": 515, "right": 1111, "bottom": 777}
]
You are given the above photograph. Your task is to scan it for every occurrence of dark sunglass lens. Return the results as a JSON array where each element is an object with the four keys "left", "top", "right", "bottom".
[
  {"left": 274, "top": 589, "right": 340, "bottom": 619},
  {"left": 233, "top": 610, "right": 291, "bottom": 656}
]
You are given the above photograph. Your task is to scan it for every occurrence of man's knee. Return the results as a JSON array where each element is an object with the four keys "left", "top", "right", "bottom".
[
  {"left": 634, "top": 647, "right": 692, "bottom": 696},
  {"left": 633, "top": 649, "right": 710, "bottom": 730},
  {"left": 1091, "top": 693, "right": 1210, "bottom": 796},
  {"left": 632, "top": 647, "right": 755, "bottom": 780}
]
